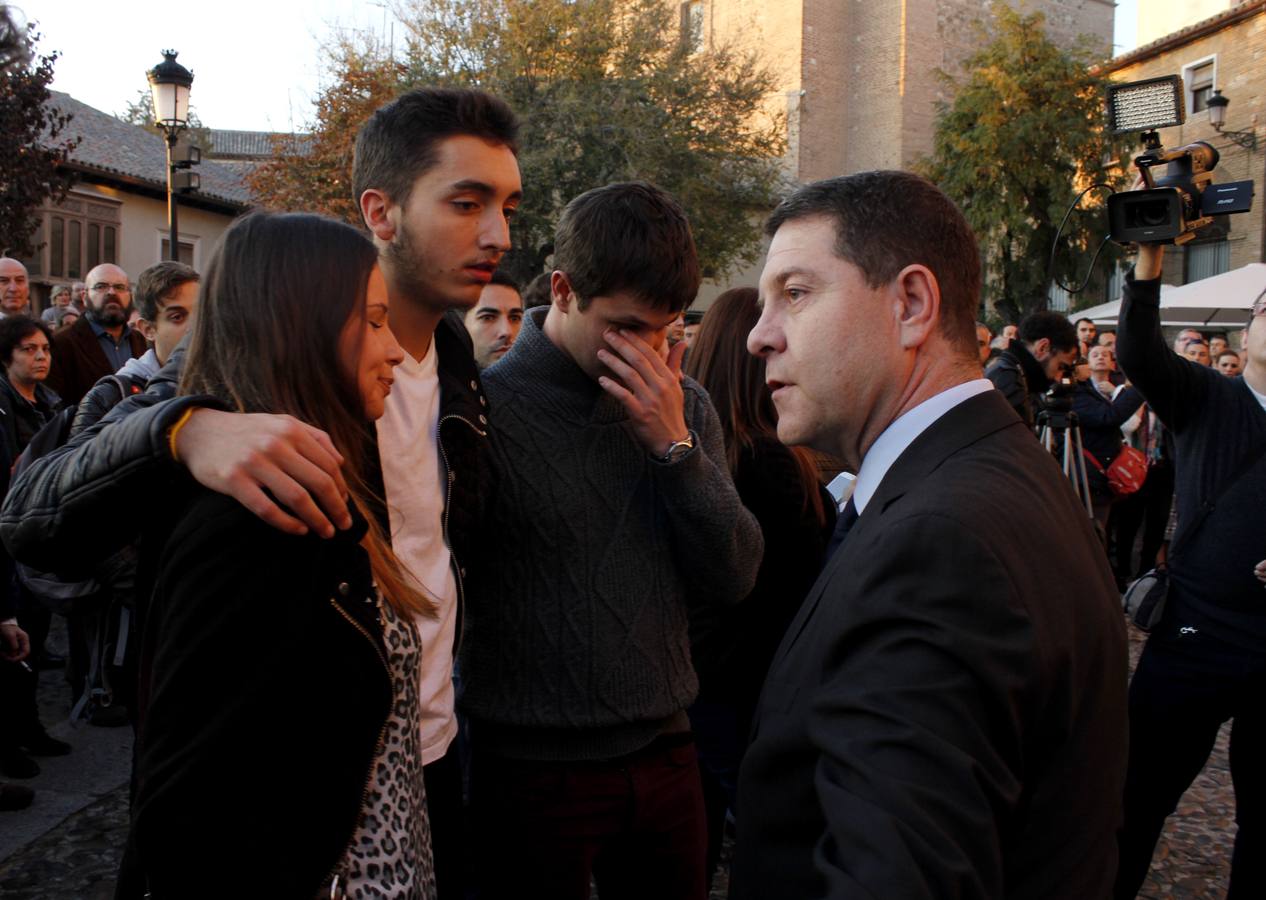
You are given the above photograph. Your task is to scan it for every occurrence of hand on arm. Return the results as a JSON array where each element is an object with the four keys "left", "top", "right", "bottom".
[
  {"left": 596, "top": 330, "right": 690, "bottom": 458},
  {"left": 174, "top": 409, "right": 352, "bottom": 538}
]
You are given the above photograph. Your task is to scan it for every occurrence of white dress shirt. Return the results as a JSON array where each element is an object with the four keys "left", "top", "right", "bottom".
[{"left": 852, "top": 379, "right": 995, "bottom": 514}]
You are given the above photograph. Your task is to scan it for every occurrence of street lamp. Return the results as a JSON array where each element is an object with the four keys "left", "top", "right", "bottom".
[
  {"left": 1206, "top": 89, "right": 1258, "bottom": 151},
  {"left": 147, "top": 50, "right": 195, "bottom": 261}
]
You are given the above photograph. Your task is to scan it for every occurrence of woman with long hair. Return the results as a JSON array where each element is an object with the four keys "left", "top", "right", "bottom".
[
  {"left": 123, "top": 211, "right": 435, "bottom": 898},
  {"left": 684, "top": 286, "right": 836, "bottom": 883}
]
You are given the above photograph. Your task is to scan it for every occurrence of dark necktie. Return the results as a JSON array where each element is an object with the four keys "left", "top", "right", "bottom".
[{"left": 822, "top": 497, "right": 860, "bottom": 567}]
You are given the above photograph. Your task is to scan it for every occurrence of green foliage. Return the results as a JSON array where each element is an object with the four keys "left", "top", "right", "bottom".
[
  {"left": 919, "top": 2, "right": 1129, "bottom": 322},
  {"left": 248, "top": 37, "right": 401, "bottom": 225},
  {"left": 118, "top": 88, "right": 215, "bottom": 154},
  {"left": 250, "top": 0, "right": 787, "bottom": 285},
  {"left": 0, "top": 24, "right": 79, "bottom": 258}
]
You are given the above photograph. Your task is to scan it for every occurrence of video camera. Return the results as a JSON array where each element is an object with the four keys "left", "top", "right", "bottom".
[{"left": 1105, "top": 75, "right": 1254, "bottom": 245}]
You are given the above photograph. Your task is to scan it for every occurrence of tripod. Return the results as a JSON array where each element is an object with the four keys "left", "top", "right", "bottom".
[{"left": 1037, "top": 406, "right": 1094, "bottom": 519}]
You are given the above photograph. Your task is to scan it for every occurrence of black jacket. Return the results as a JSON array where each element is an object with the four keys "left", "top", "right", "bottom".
[
  {"left": 0, "top": 317, "right": 491, "bottom": 605},
  {"left": 1117, "top": 272, "right": 1266, "bottom": 651},
  {"left": 985, "top": 341, "right": 1050, "bottom": 429},
  {"left": 732, "top": 390, "right": 1127, "bottom": 900},
  {"left": 1071, "top": 380, "right": 1144, "bottom": 495},
  {"left": 122, "top": 490, "right": 391, "bottom": 899}
]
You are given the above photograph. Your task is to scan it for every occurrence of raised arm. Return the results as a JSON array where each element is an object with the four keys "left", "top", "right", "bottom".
[{"left": 1116, "top": 245, "right": 1209, "bottom": 431}]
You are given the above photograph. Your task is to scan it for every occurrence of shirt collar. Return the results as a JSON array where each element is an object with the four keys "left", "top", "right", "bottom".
[
  {"left": 1248, "top": 378, "right": 1266, "bottom": 414},
  {"left": 852, "top": 378, "right": 994, "bottom": 514},
  {"left": 87, "top": 316, "right": 132, "bottom": 342}
]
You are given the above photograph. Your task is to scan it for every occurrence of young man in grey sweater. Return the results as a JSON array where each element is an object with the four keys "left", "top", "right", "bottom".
[{"left": 460, "top": 182, "right": 763, "bottom": 900}]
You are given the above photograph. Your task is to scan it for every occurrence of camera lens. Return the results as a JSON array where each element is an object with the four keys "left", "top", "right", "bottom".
[{"left": 1126, "top": 198, "right": 1171, "bottom": 229}]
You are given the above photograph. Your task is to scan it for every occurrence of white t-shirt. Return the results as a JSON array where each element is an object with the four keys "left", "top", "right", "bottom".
[{"left": 375, "top": 339, "right": 459, "bottom": 766}]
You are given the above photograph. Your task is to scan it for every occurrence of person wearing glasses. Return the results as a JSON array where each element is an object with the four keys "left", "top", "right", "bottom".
[
  {"left": 47, "top": 264, "right": 147, "bottom": 405},
  {"left": 1114, "top": 250, "right": 1266, "bottom": 899}
]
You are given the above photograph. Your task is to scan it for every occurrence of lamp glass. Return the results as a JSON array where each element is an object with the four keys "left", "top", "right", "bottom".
[
  {"left": 150, "top": 81, "right": 190, "bottom": 127},
  {"left": 1207, "top": 96, "right": 1227, "bottom": 129}
]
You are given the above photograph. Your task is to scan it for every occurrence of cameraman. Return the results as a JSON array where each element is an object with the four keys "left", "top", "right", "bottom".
[
  {"left": 985, "top": 311, "right": 1079, "bottom": 429},
  {"left": 1071, "top": 345, "right": 1144, "bottom": 529},
  {"left": 1114, "top": 242, "right": 1266, "bottom": 899}
]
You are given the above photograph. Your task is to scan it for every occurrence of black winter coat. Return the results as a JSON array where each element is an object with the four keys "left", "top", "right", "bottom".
[{"left": 121, "top": 490, "right": 392, "bottom": 898}]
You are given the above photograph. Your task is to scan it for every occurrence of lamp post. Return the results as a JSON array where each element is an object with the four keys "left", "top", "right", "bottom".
[
  {"left": 1206, "top": 89, "right": 1258, "bottom": 151},
  {"left": 147, "top": 50, "right": 194, "bottom": 261}
]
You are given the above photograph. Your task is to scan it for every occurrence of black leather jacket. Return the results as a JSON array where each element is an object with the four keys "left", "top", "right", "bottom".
[
  {"left": 122, "top": 491, "right": 392, "bottom": 899},
  {"left": 0, "top": 316, "right": 492, "bottom": 616}
]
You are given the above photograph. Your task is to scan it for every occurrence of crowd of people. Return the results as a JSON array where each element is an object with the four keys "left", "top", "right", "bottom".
[{"left": 0, "top": 85, "right": 1262, "bottom": 900}]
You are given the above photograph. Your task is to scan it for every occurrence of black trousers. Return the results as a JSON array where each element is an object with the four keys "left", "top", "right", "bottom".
[
  {"left": 424, "top": 740, "right": 466, "bottom": 900},
  {"left": 1114, "top": 619, "right": 1266, "bottom": 899}
]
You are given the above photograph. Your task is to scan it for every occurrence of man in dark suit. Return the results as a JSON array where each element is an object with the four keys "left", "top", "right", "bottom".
[
  {"left": 733, "top": 171, "right": 1128, "bottom": 900},
  {"left": 47, "top": 263, "right": 147, "bottom": 405}
]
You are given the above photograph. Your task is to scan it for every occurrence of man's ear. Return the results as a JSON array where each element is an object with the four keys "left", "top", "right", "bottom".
[
  {"left": 893, "top": 264, "right": 941, "bottom": 350},
  {"left": 550, "top": 271, "right": 574, "bottom": 313},
  {"left": 360, "top": 189, "right": 397, "bottom": 243},
  {"left": 136, "top": 318, "right": 158, "bottom": 344},
  {"left": 1032, "top": 337, "right": 1051, "bottom": 360}
]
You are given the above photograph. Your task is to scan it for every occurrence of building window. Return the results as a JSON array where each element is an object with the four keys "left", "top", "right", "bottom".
[
  {"left": 160, "top": 239, "right": 196, "bottom": 266},
  {"left": 680, "top": 1, "right": 703, "bottom": 53},
  {"left": 1184, "top": 239, "right": 1230, "bottom": 283},
  {"left": 1184, "top": 58, "right": 1215, "bottom": 115},
  {"left": 50, "top": 217, "right": 64, "bottom": 277},
  {"left": 27, "top": 194, "right": 122, "bottom": 282}
]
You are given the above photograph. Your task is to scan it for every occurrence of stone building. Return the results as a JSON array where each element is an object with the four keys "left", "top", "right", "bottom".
[
  {"left": 1105, "top": 0, "right": 1265, "bottom": 286},
  {"left": 687, "top": 0, "right": 1113, "bottom": 183},
  {"left": 686, "top": 0, "right": 1115, "bottom": 302}
]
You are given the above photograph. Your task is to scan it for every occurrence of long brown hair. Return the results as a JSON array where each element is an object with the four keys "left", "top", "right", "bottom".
[
  {"left": 684, "top": 287, "right": 827, "bottom": 526},
  {"left": 180, "top": 211, "right": 433, "bottom": 617}
]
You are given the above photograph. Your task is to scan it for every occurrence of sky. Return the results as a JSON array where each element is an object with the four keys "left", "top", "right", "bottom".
[{"left": 23, "top": 0, "right": 1140, "bottom": 133}]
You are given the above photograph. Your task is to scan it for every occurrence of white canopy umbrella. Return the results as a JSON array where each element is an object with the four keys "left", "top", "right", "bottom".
[{"left": 1069, "top": 262, "right": 1266, "bottom": 329}]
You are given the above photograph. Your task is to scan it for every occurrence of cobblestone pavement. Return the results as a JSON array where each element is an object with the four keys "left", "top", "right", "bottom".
[{"left": 0, "top": 622, "right": 1236, "bottom": 898}]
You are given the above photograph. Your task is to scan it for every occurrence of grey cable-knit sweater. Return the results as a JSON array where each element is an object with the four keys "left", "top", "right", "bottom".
[{"left": 457, "top": 307, "right": 764, "bottom": 761}]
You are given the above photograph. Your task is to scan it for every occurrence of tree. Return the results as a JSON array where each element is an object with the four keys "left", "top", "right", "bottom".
[
  {"left": 0, "top": 23, "right": 79, "bottom": 258},
  {"left": 249, "top": 0, "right": 787, "bottom": 284},
  {"left": 118, "top": 88, "right": 215, "bottom": 154},
  {"left": 248, "top": 36, "right": 401, "bottom": 226},
  {"left": 919, "top": 2, "right": 1130, "bottom": 322}
]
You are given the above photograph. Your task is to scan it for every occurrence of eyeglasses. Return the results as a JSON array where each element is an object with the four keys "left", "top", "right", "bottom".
[
  {"left": 1252, "top": 286, "right": 1266, "bottom": 318},
  {"left": 90, "top": 282, "right": 131, "bottom": 294}
]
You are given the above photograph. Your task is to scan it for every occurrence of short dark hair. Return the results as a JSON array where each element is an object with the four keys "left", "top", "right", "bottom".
[
  {"left": 1018, "top": 311, "right": 1078, "bottom": 353},
  {"left": 1217, "top": 350, "right": 1241, "bottom": 363},
  {"left": 352, "top": 87, "right": 520, "bottom": 207},
  {"left": 521, "top": 272, "right": 552, "bottom": 310},
  {"left": 1075, "top": 317, "right": 1095, "bottom": 329},
  {"left": 488, "top": 269, "right": 520, "bottom": 295},
  {"left": 0, "top": 315, "right": 53, "bottom": 367},
  {"left": 135, "top": 261, "right": 200, "bottom": 321},
  {"left": 554, "top": 181, "right": 700, "bottom": 314},
  {"left": 765, "top": 171, "right": 980, "bottom": 357}
]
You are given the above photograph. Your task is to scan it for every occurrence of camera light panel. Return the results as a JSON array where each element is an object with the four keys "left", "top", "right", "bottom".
[{"left": 1107, "top": 76, "right": 1186, "bottom": 134}]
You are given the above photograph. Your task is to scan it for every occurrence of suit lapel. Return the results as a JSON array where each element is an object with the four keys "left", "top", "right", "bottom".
[{"left": 769, "top": 390, "right": 1022, "bottom": 669}]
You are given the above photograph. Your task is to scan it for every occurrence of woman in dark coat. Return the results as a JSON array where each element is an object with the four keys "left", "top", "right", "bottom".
[
  {"left": 123, "top": 212, "right": 435, "bottom": 899},
  {"left": 684, "top": 286, "right": 836, "bottom": 883}
]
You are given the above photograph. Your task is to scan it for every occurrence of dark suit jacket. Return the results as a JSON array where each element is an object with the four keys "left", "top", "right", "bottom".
[
  {"left": 47, "top": 315, "right": 147, "bottom": 406},
  {"left": 731, "top": 389, "right": 1128, "bottom": 900}
]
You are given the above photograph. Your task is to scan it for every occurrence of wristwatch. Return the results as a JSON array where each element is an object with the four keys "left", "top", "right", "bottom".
[{"left": 656, "top": 430, "right": 696, "bottom": 464}]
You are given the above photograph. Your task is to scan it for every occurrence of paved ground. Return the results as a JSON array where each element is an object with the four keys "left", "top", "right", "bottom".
[{"left": 0, "top": 622, "right": 1237, "bottom": 898}]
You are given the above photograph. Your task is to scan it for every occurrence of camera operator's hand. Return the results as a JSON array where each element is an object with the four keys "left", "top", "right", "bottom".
[{"left": 1254, "top": 559, "right": 1266, "bottom": 588}]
